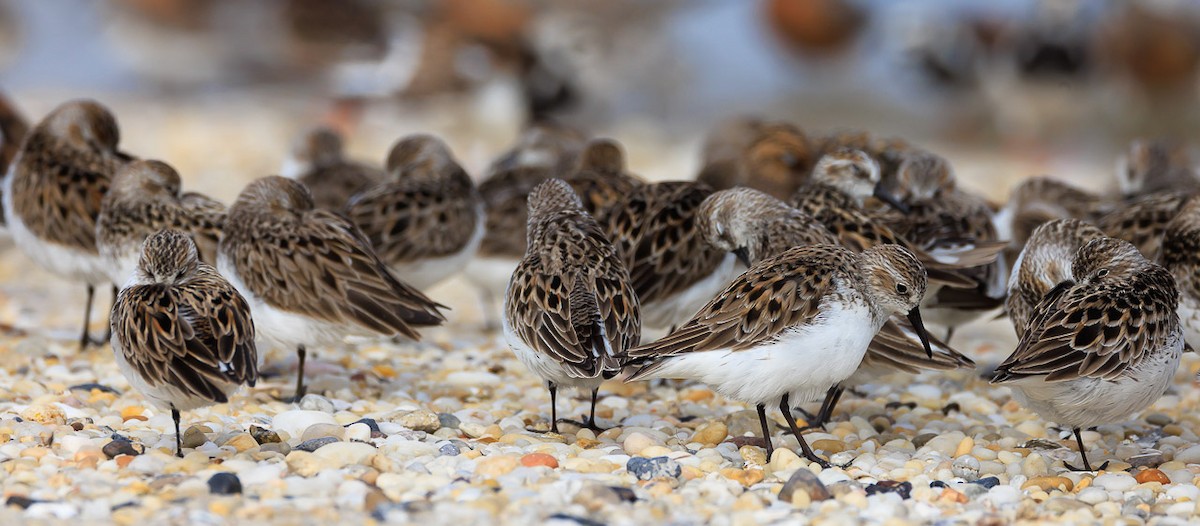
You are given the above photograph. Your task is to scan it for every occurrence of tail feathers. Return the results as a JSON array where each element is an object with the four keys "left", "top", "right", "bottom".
[{"left": 569, "top": 276, "right": 620, "bottom": 376}]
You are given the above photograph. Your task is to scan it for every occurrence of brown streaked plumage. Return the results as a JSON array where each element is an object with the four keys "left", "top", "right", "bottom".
[
  {"left": 564, "top": 138, "right": 644, "bottom": 221},
  {"left": 992, "top": 237, "right": 1183, "bottom": 471},
  {"left": 699, "top": 187, "right": 973, "bottom": 426},
  {"left": 4, "top": 99, "right": 135, "bottom": 350},
  {"left": 97, "top": 160, "right": 225, "bottom": 285},
  {"left": 791, "top": 150, "right": 1005, "bottom": 291},
  {"left": 503, "top": 178, "right": 640, "bottom": 432},
  {"left": 486, "top": 121, "right": 586, "bottom": 176},
  {"left": 219, "top": 176, "right": 445, "bottom": 399},
  {"left": 995, "top": 175, "right": 1112, "bottom": 262},
  {"left": 1116, "top": 138, "right": 1198, "bottom": 198},
  {"left": 600, "top": 180, "right": 740, "bottom": 330},
  {"left": 282, "top": 126, "right": 384, "bottom": 210},
  {"left": 623, "top": 243, "right": 933, "bottom": 466},
  {"left": 696, "top": 119, "right": 815, "bottom": 200},
  {"left": 1005, "top": 219, "right": 1106, "bottom": 338},
  {"left": 345, "top": 134, "right": 484, "bottom": 290},
  {"left": 1160, "top": 196, "right": 1200, "bottom": 349},
  {"left": 111, "top": 230, "right": 257, "bottom": 457},
  {"left": 1096, "top": 190, "right": 1192, "bottom": 260},
  {"left": 0, "top": 91, "right": 29, "bottom": 224}
]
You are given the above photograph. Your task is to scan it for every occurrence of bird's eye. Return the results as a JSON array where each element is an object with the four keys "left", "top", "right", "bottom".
[
  {"left": 895, "top": 283, "right": 909, "bottom": 294},
  {"left": 1096, "top": 268, "right": 1109, "bottom": 278}
]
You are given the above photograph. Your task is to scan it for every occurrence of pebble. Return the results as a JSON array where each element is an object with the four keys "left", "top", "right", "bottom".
[
  {"left": 476, "top": 455, "right": 519, "bottom": 477},
  {"left": 272, "top": 410, "right": 338, "bottom": 439},
  {"left": 623, "top": 432, "right": 657, "bottom": 455},
  {"left": 521, "top": 453, "right": 558, "bottom": 468},
  {"left": 396, "top": 410, "right": 440, "bottom": 433},
  {"left": 779, "top": 469, "right": 831, "bottom": 502},
  {"left": 300, "top": 423, "right": 346, "bottom": 442},
  {"left": 312, "top": 442, "right": 377, "bottom": 467},
  {"left": 1134, "top": 468, "right": 1170, "bottom": 484},
  {"left": 298, "top": 394, "right": 336, "bottom": 413},
  {"left": 438, "top": 443, "right": 461, "bottom": 457},
  {"left": 294, "top": 437, "right": 340, "bottom": 453},
  {"left": 1092, "top": 473, "right": 1137, "bottom": 492},
  {"left": 437, "top": 413, "right": 461, "bottom": 430},
  {"left": 952, "top": 455, "right": 980, "bottom": 481},
  {"left": 102, "top": 438, "right": 142, "bottom": 459},
  {"left": 1022, "top": 476, "right": 1073, "bottom": 492},
  {"left": 1173, "top": 444, "right": 1200, "bottom": 464},
  {"left": 20, "top": 404, "right": 65, "bottom": 426},
  {"left": 1145, "top": 413, "right": 1173, "bottom": 426},
  {"left": 207, "top": 473, "right": 242, "bottom": 495},
  {"left": 223, "top": 433, "right": 259, "bottom": 452},
  {"left": 691, "top": 421, "right": 727, "bottom": 446},
  {"left": 181, "top": 426, "right": 208, "bottom": 448},
  {"left": 250, "top": 425, "right": 281, "bottom": 444},
  {"left": 865, "top": 481, "right": 912, "bottom": 500},
  {"left": 1077, "top": 487, "right": 1108, "bottom": 505},
  {"left": 626, "top": 456, "right": 681, "bottom": 481}
]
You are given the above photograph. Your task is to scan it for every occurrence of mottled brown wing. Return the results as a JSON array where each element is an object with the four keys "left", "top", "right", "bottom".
[
  {"left": 345, "top": 176, "right": 479, "bottom": 263},
  {"left": 1097, "top": 192, "right": 1190, "bottom": 260},
  {"left": 566, "top": 169, "right": 643, "bottom": 220},
  {"left": 863, "top": 317, "right": 975, "bottom": 374},
  {"left": 1162, "top": 207, "right": 1200, "bottom": 303},
  {"left": 229, "top": 209, "right": 445, "bottom": 338},
  {"left": 506, "top": 211, "right": 640, "bottom": 378},
  {"left": 604, "top": 182, "right": 728, "bottom": 305},
  {"left": 478, "top": 165, "right": 552, "bottom": 256},
  {"left": 299, "top": 161, "right": 384, "bottom": 210},
  {"left": 112, "top": 273, "right": 256, "bottom": 403},
  {"left": 178, "top": 192, "right": 226, "bottom": 265},
  {"left": 991, "top": 265, "right": 1179, "bottom": 383},
  {"left": 624, "top": 245, "right": 854, "bottom": 377},
  {"left": 11, "top": 133, "right": 125, "bottom": 252}
]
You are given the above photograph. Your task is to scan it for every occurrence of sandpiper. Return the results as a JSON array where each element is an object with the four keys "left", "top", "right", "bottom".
[
  {"left": 992, "top": 237, "right": 1184, "bottom": 471},
  {"left": 3, "top": 99, "right": 134, "bottom": 350},
  {"left": 504, "top": 179, "right": 640, "bottom": 432},
  {"left": 623, "top": 243, "right": 932, "bottom": 466},
  {"left": 110, "top": 230, "right": 257, "bottom": 457},
  {"left": 1005, "top": 219, "right": 1106, "bottom": 338},
  {"left": 218, "top": 176, "right": 445, "bottom": 399},
  {"left": 97, "top": 160, "right": 225, "bottom": 285},
  {"left": 1161, "top": 196, "right": 1200, "bottom": 349},
  {"left": 281, "top": 126, "right": 384, "bottom": 210},
  {"left": 345, "top": 134, "right": 484, "bottom": 290}
]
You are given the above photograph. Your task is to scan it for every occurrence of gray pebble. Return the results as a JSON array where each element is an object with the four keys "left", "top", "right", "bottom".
[
  {"left": 779, "top": 468, "right": 831, "bottom": 502},
  {"left": 207, "top": 473, "right": 242, "bottom": 495},
  {"left": 298, "top": 394, "right": 335, "bottom": 413},
  {"left": 439, "top": 443, "right": 461, "bottom": 456},
  {"left": 438, "top": 413, "right": 461, "bottom": 430},
  {"left": 626, "top": 456, "right": 681, "bottom": 481},
  {"left": 295, "top": 436, "right": 340, "bottom": 452}
]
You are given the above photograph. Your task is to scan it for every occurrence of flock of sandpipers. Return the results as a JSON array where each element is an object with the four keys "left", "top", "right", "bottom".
[{"left": 0, "top": 96, "right": 1196, "bottom": 475}]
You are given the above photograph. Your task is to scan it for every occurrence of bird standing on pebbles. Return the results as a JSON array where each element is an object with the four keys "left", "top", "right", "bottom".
[
  {"left": 992, "top": 237, "right": 1184, "bottom": 471},
  {"left": 97, "top": 160, "right": 225, "bottom": 285},
  {"left": 111, "top": 230, "right": 257, "bottom": 457},
  {"left": 623, "top": 243, "right": 932, "bottom": 467},
  {"left": 281, "top": 126, "right": 384, "bottom": 210},
  {"left": 4, "top": 99, "right": 134, "bottom": 350},
  {"left": 219, "top": 176, "right": 445, "bottom": 400},
  {"left": 345, "top": 134, "right": 484, "bottom": 290},
  {"left": 504, "top": 179, "right": 640, "bottom": 432}
]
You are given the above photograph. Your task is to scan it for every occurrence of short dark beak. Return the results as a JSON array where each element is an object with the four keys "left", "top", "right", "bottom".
[
  {"left": 907, "top": 307, "right": 934, "bottom": 359},
  {"left": 874, "top": 184, "right": 909, "bottom": 214},
  {"left": 733, "top": 247, "right": 752, "bottom": 267}
]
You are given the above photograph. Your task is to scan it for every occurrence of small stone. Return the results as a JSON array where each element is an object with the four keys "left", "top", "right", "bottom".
[
  {"left": 459, "top": 422, "right": 488, "bottom": 438},
  {"left": 938, "top": 488, "right": 968, "bottom": 504},
  {"left": 811, "top": 439, "right": 846, "bottom": 454},
  {"left": 1022, "top": 476, "right": 1073, "bottom": 492},
  {"left": 779, "top": 468, "right": 831, "bottom": 503},
  {"left": 952, "top": 455, "right": 980, "bottom": 481},
  {"left": 1145, "top": 413, "right": 1172, "bottom": 426},
  {"left": 250, "top": 426, "right": 281, "bottom": 444},
  {"left": 437, "top": 413, "right": 460, "bottom": 430},
  {"left": 396, "top": 411, "right": 440, "bottom": 433},
  {"left": 477, "top": 455, "right": 519, "bottom": 477},
  {"left": 207, "top": 473, "right": 242, "bottom": 495},
  {"left": 720, "top": 467, "right": 764, "bottom": 487},
  {"left": 273, "top": 410, "right": 338, "bottom": 438},
  {"left": 295, "top": 437, "right": 340, "bottom": 452},
  {"left": 300, "top": 423, "right": 345, "bottom": 442},
  {"left": 1077, "top": 487, "right": 1108, "bottom": 505},
  {"left": 573, "top": 484, "right": 636, "bottom": 511},
  {"left": 521, "top": 453, "right": 558, "bottom": 468},
  {"left": 865, "top": 481, "right": 912, "bottom": 500},
  {"left": 1173, "top": 444, "right": 1200, "bottom": 464},
  {"left": 103, "top": 438, "right": 142, "bottom": 459},
  {"left": 953, "top": 437, "right": 974, "bottom": 457},
  {"left": 1127, "top": 450, "right": 1164, "bottom": 468},
  {"left": 1093, "top": 473, "right": 1137, "bottom": 492},
  {"left": 1043, "top": 497, "right": 1091, "bottom": 512},
  {"left": 19, "top": 404, "right": 65, "bottom": 426},
  {"left": 223, "top": 433, "right": 258, "bottom": 452},
  {"left": 286, "top": 450, "right": 331, "bottom": 476},
  {"left": 345, "top": 423, "right": 371, "bottom": 442},
  {"left": 626, "top": 456, "right": 681, "bottom": 481},
  {"left": 182, "top": 426, "right": 208, "bottom": 448},
  {"left": 1019, "top": 438, "right": 1063, "bottom": 450},
  {"left": 6, "top": 496, "right": 38, "bottom": 509},
  {"left": 260, "top": 442, "right": 291, "bottom": 455},
  {"left": 912, "top": 433, "right": 938, "bottom": 449},
  {"left": 826, "top": 481, "right": 864, "bottom": 499},
  {"left": 298, "top": 394, "right": 335, "bottom": 413},
  {"left": 691, "top": 421, "right": 727, "bottom": 446},
  {"left": 768, "top": 448, "right": 803, "bottom": 473},
  {"left": 438, "top": 443, "right": 461, "bottom": 456},
  {"left": 974, "top": 477, "right": 1000, "bottom": 489},
  {"left": 349, "top": 418, "right": 384, "bottom": 438},
  {"left": 1134, "top": 468, "right": 1170, "bottom": 484},
  {"left": 312, "top": 442, "right": 377, "bottom": 467},
  {"left": 120, "top": 406, "right": 147, "bottom": 421},
  {"left": 739, "top": 445, "right": 767, "bottom": 466},
  {"left": 623, "top": 432, "right": 656, "bottom": 455}
]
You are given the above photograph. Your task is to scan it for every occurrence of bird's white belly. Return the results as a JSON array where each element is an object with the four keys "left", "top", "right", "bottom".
[
  {"left": 1007, "top": 332, "right": 1184, "bottom": 429},
  {"left": 644, "top": 301, "right": 878, "bottom": 405},
  {"left": 464, "top": 255, "right": 521, "bottom": 298},
  {"left": 4, "top": 170, "right": 109, "bottom": 285},
  {"left": 1176, "top": 295, "right": 1200, "bottom": 351},
  {"left": 390, "top": 206, "right": 485, "bottom": 290},
  {"left": 502, "top": 315, "right": 602, "bottom": 389},
  {"left": 642, "top": 253, "right": 741, "bottom": 330}
]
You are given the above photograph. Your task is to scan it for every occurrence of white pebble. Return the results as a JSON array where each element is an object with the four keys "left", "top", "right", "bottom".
[
  {"left": 1077, "top": 487, "right": 1108, "bottom": 505},
  {"left": 1167, "top": 484, "right": 1200, "bottom": 501},
  {"left": 345, "top": 423, "right": 371, "bottom": 442},
  {"left": 313, "top": 442, "right": 377, "bottom": 467},
  {"left": 273, "top": 410, "right": 338, "bottom": 439},
  {"left": 985, "top": 486, "right": 1022, "bottom": 506},
  {"left": 1092, "top": 473, "right": 1136, "bottom": 492},
  {"left": 1173, "top": 444, "right": 1200, "bottom": 464}
]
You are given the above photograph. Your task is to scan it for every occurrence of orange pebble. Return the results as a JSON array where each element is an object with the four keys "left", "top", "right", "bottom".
[
  {"left": 120, "top": 406, "right": 147, "bottom": 422},
  {"left": 520, "top": 453, "right": 559, "bottom": 469},
  {"left": 115, "top": 455, "right": 136, "bottom": 468},
  {"left": 1135, "top": 468, "right": 1170, "bottom": 484}
]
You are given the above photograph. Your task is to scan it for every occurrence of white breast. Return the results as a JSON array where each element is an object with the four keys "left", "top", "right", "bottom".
[
  {"left": 388, "top": 201, "right": 486, "bottom": 290},
  {"left": 641, "top": 253, "right": 742, "bottom": 330}
]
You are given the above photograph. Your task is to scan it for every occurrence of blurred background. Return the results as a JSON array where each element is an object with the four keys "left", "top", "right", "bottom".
[{"left": 2, "top": 0, "right": 1200, "bottom": 198}]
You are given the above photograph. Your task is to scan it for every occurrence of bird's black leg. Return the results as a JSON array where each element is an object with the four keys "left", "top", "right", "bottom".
[
  {"left": 944, "top": 326, "right": 956, "bottom": 344},
  {"left": 79, "top": 284, "right": 96, "bottom": 351},
  {"left": 781, "top": 394, "right": 832, "bottom": 469},
  {"left": 586, "top": 387, "right": 605, "bottom": 432},
  {"left": 293, "top": 344, "right": 307, "bottom": 400},
  {"left": 1063, "top": 427, "right": 1108, "bottom": 471},
  {"left": 549, "top": 382, "right": 559, "bottom": 434},
  {"left": 756, "top": 403, "right": 774, "bottom": 460},
  {"left": 97, "top": 284, "right": 118, "bottom": 344},
  {"left": 812, "top": 385, "right": 844, "bottom": 429},
  {"left": 172, "top": 407, "right": 183, "bottom": 458}
]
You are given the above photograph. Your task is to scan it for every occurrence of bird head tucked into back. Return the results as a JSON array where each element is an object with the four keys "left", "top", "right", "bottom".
[
  {"left": 291, "top": 126, "right": 345, "bottom": 170},
  {"left": 135, "top": 229, "right": 200, "bottom": 285},
  {"left": 894, "top": 151, "right": 956, "bottom": 202},
  {"left": 527, "top": 178, "right": 585, "bottom": 220},
  {"left": 385, "top": 134, "right": 457, "bottom": 178},
  {"left": 232, "top": 176, "right": 314, "bottom": 217},
  {"left": 812, "top": 148, "right": 903, "bottom": 211},
  {"left": 40, "top": 99, "right": 121, "bottom": 154},
  {"left": 698, "top": 187, "right": 791, "bottom": 266},
  {"left": 108, "top": 160, "right": 183, "bottom": 202},
  {"left": 576, "top": 138, "right": 625, "bottom": 175},
  {"left": 1072, "top": 236, "right": 1154, "bottom": 285}
]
